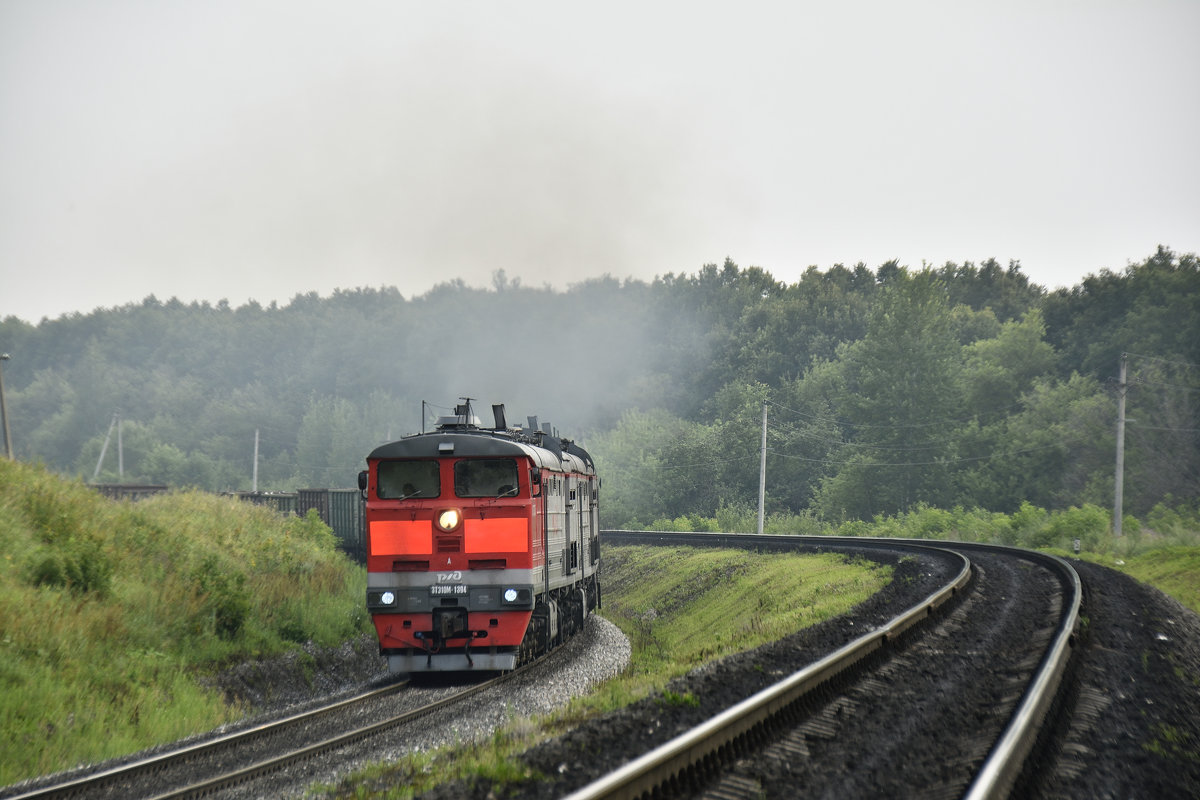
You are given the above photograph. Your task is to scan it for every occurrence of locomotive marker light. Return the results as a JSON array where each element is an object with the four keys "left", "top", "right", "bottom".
[
  {"left": 381, "top": 591, "right": 395, "bottom": 605},
  {"left": 504, "top": 588, "right": 518, "bottom": 602}
]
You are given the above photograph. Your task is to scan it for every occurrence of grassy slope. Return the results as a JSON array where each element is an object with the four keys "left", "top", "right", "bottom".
[
  {"left": 1071, "top": 547, "right": 1200, "bottom": 614},
  {"left": 598, "top": 545, "right": 888, "bottom": 687},
  {"left": 0, "top": 460, "right": 370, "bottom": 786}
]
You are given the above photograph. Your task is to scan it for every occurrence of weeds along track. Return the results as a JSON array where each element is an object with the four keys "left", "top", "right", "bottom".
[{"left": 576, "top": 532, "right": 1081, "bottom": 800}]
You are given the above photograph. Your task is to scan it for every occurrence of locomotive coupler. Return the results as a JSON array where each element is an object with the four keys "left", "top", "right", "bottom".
[{"left": 414, "top": 627, "right": 489, "bottom": 667}]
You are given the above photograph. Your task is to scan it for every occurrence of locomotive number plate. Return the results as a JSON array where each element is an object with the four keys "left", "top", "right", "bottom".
[{"left": 430, "top": 584, "right": 468, "bottom": 596}]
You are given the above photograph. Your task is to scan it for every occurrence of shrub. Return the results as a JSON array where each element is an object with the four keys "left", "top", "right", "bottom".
[
  {"left": 25, "top": 535, "right": 113, "bottom": 596},
  {"left": 190, "top": 554, "right": 251, "bottom": 640},
  {"left": 1009, "top": 501, "right": 1050, "bottom": 547},
  {"left": 1045, "top": 504, "right": 1110, "bottom": 551}
]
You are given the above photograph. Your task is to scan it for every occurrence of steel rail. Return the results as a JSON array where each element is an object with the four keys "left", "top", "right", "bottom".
[
  {"left": 565, "top": 532, "right": 973, "bottom": 800},
  {"left": 590, "top": 531, "right": 1082, "bottom": 800},
  {"left": 129, "top": 610, "right": 592, "bottom": 799},
  {"left": 962, "top": 546, "right": 1082, "bottom": 800},
  {"left": 144, "top": 672, "right": 514, "bottom": 800},
  {"left": 4, "top": 680, "right": 409, "bottom": 800}
]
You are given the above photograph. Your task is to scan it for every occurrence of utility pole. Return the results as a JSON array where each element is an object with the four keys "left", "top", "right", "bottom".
[
  {"left": 117, "top": 414, "right": 124, "bottom": 481},
  {"left": 1113, "top": 353, "right": 1127, "bottom": 537},
  {"left": 757, "top": 401, "right": 767, "bottom": 535},
  {"left": 93, "top": 413, "right": 118, "bottom": 481},
  {"left": 0, "top": 353, "right": 12, "bottom": 459},
  {"left": 252, "top": 428, "right": 260, "bottom": 493}
]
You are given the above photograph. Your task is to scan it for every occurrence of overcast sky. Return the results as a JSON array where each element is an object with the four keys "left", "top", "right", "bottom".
[{"left": 2, "top": 1, "right": 1197, "bottom": 323}]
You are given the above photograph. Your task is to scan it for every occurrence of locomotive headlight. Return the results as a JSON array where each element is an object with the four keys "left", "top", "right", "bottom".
[
  {"left": 436, "top": 508, "right": 462, "bottom": 532},
  {"left": 368, "top": 590, "right": 398, "bottom": 608},
  {"left": 502, "top": 587, "right": 530, "bottom": 605}
]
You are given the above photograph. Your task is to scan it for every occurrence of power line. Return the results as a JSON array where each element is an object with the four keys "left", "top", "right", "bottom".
[
  {"left": 1130, "top": 377, "right": 1200, "bottom": 393},
  {"left": 765, "top": 397, "right": 1030, "bottom": 432},
  {"left": 768, "top": 422, "right": 958, "bottom": 451},
  {"left": 1126, "top": 352, "right": 1200, "bottom": 370},
  {"left": 1130, "top": 425, "right": 1200, "bottom": 433},
  {"left": 658, "top": 453, "right": 763, "bottom": 472},
  {"left": 768, "top": 441, "right": 1064, "bottom": 468}
]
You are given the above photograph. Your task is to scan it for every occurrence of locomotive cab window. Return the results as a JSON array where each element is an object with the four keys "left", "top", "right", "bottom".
[
  {"left": 378, "top": 460, "right": 440, "bottom": 499},
  {"left": 454, "top": 458, "right": 520, "bottom": 497}
]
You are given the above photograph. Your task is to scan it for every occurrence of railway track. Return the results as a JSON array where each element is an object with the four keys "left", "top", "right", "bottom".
[
  {"left": 569, "top": 532, "right": 1081, "bottom": 799},
  {"left": 4, "top": 674, "right": 504, "bottom": 800},
  {"left": 6, "top": 533, "right": 1084, "bottom": 799}
]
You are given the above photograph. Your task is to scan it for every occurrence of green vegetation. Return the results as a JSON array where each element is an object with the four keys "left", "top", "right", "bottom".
[
  {"left": 598, "top": 546, "right": 887, "bottom": 688},
  {"left": 637, "top": 503, "right": 1200, "bottom": 615},
  {"left": 2, "top": 246, "right": 1198, "bottom": 791},
  {"left": 313, "top": 544, "right": 888, "bottom": 798},
  {"left": 0, "top": 459, "right": 370, "bottom": 786},
  {"left": 1144, "top": 723, "right": 1199, "bottom": 764},
  {"left": 1, "top": 249, "right": 1197, "bottom": 526}
]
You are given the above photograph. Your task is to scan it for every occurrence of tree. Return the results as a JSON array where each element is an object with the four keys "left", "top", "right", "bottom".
[
  {"left": 814, "top": 270, "right": 963, "bottom": 519},
  {"left": 955, "top": 374, "right": 1112, "bottom": 512},
  {"left": 961, "top": 309, "right": 1058, "bottom": 418},
  {"left": 587, "top": 407, "right": 692, "bottom": 528}
]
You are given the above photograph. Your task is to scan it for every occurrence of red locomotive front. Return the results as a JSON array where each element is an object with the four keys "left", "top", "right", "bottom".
[{"left": 360, "top": 403, "right": 600, "bottom": 673}]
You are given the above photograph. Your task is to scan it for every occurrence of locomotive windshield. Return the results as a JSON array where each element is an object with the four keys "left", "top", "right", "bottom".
[
  {"left": 454, "top": 458, "right": 519, "bottom": 497},
  {"left": 378, "top": 460, "right": 440, "bottom": 499}
]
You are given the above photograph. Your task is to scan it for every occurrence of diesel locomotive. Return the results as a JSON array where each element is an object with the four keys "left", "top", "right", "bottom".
[{"left": 358, "top": 401, "right": 600, "bottom": 673}]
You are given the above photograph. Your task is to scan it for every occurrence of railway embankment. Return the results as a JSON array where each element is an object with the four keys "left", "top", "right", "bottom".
[{"left": 0, "top": 459, "right": 374, "bottom": 787}]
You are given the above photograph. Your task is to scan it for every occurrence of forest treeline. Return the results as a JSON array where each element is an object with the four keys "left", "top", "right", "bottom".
[{"left": 1, "top": 246, "right": 1196, "bottom": 527}]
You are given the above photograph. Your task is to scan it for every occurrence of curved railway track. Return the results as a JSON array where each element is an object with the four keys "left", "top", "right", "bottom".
[
  {"left": 4, "top": 532, "right": 1085, "bottom": 799},
  {"left": 568, "top": 532, "right": 1082, "bottom": 800}
]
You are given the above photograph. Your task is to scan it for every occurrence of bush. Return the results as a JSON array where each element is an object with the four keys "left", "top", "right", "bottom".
[
  {"left": 190, "top": 554, "right": 251, "bottom": 640},
  {"left": 1044, "top": 504, "right": 1110, "bottom": 551},
  {"left": 1009, "top": 501, "right": 1050, "bottom": 547},
  {"left": 26, "top": 535, "right": 112, "bottom": 595}
]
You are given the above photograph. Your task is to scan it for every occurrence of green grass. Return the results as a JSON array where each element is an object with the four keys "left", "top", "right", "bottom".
[
  {"left": 0, "top": 459, "right": 370, "bottom": 786},
  {"left": 1062, "top": 547, "right": 1200, "bottom": 615},
  {"left": 642, "top": 502, "right": 1200, "bottom": 615},
  {"left": 596, "top": 545, "right": 887, "bottom": 693},
  {"left": 312, "top": 544, "right": 890, "bottom": 798}
]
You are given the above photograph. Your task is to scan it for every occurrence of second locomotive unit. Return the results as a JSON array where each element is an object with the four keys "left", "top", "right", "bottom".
[{"left": 359, "top": 401, "right": 600, "bottom": 673}]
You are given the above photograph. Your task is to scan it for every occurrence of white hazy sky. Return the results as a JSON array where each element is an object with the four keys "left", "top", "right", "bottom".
[{"left": 2, "top": 1, "right": 1197, "bottom": 323}]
